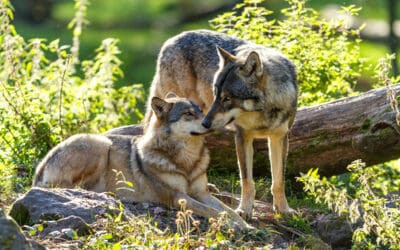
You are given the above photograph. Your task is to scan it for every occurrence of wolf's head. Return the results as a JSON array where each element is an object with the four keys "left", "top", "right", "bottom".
[
  {"left": 150, "top": 93, "right": 209, "bottom": 137},
  {"left": 201, "top": 46, "right": 266, "bottom": 129}
]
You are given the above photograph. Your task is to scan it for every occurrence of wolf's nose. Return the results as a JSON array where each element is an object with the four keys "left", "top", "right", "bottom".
[{"left": 202, "top": 120, "right": 212, "bottom": 129}]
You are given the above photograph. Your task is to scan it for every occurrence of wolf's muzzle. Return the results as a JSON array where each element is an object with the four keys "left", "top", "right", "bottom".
[{"left": 201, "top": 119, "right": 212, "bottom": 129}]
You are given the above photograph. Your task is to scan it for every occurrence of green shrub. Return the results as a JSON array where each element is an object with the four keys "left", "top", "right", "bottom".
[
  {"left": 0, "top": 0, "right": 144, "bottom": 196},
  {"left": 298, "top": 160, "right": 400, "bottom": 249},
  {"left": 210, "top": 0, "right": 366, "bottom": 106}
]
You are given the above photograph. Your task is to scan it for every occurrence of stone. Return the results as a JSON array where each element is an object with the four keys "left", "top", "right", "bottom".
[
  {"left": 39, "top": 215, "right": 92, "bottom": 238},
  {"left": 0, "top": 209, "right": 45, "bottom": 250},
  {"left": 9, "top": 187, "right": 125, "bottom": 226},
  {"left": 316, "top": 214, "right": 353, "bottom": 249}
]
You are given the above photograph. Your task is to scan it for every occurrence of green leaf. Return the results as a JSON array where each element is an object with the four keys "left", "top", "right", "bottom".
[
  {"left": 26, "top": 62, "right": 32, "bottom": 76},
  {"left": 102, "top": 233, "right": 113, "bottom": 240},
  {"left": 37, "top": 224, "right": 44, "bottom": 232},
  {"left": 215, "top": 231, "right": 226, "bottom": 242},
  {"left": 112, "top": 243, "right": 122, "bottom": 250}
]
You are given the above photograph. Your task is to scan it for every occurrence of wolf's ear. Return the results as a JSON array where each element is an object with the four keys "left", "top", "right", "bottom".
[
  {"left": 242, "top": 51, "right": 263, "bottom": 78},
  {"left": 216, "top": 45, "right": 234, "bottom": 65},
  {"left": 165, "top": 92, "right": 177, "bottom": 99},
  {"left": 151, "top": 97, "right": 173, "bottom": 119}
]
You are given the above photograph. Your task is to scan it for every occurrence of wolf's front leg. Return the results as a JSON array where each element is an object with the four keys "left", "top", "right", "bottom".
[
  {"left": 268, "top": 132, "right": 295, "bottom": 214},
  {"left": 173, "top": 193, "right": 226, "bottom": 223},
  {"left": 195, "top": 193, "right": 253, "bottom": 230},
  {"left": 234, "top": 126, "right": 256, "bottom": 220}
]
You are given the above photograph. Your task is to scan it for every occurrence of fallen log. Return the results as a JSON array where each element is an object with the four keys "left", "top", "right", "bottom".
[{"left": 106, "top": 84, "right": 400, "bottom": 177}]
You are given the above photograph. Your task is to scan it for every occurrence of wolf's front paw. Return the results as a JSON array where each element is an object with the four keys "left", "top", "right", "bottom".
[
  {"left": 231, "top": 221, "right": 255, "bottom": 233},
  {"left": 207, "top": 183, "right": 220, "bottom": 193},
  {"left": 273, "top": 204, "right": 298, "bottom": 215},
  {"left": 235, "top": 207, "right": 253, "bottom": 221}
]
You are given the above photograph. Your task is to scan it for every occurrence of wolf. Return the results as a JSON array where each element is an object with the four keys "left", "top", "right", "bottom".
[
  {"left": 145, "top": 29, "right": 298, "bottom": 219},
  {"left": 33, "top": 94, "right": 252, "bottom": 230}
]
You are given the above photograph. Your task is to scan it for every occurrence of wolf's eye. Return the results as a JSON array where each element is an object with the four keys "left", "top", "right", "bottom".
[
  {"left": 221, "top": 97, "right": 231, "bottom": 104},
  {"left": 184, "top": 111, "right": 195, "bottom": 118}
]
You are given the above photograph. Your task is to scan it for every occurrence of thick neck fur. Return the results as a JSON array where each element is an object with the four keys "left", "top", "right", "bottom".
[{"left": 137, "top": 119, "right": 206, "bottom": 173}]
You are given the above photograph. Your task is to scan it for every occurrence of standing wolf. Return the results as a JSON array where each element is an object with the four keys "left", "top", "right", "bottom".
[
  {"left": 33, "top": 94, "right": 252, "bottom": 229},
  {"left": 145, "top": 30, "right": 298, "bottom": 218}
]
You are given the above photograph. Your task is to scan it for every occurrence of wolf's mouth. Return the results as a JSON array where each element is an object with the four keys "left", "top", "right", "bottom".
[
  {"left": 225, "top": 117, "right": 235, "bottom": 126},
  {"left": 190, "top": 131, "right": 210, "bottom": 136}
]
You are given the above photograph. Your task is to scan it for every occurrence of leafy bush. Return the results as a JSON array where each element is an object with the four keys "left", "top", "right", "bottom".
[
  {"left": 295, "top": 49, "right": 400, "bottom": 250},
  {"left": 298, "top": 160, "right": 400, "bottom": 249},
  {"left": 0, "top": 0, "right": 144, "bottom": 196},
  {"left": 210, "top": 0, "right": 366, "bottom": 106}
]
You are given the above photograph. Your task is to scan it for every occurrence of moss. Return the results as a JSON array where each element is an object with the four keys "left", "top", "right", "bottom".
[
  {"left": 361, "top": 119, "right": 371, "bottom": 131},
  {"left": 362, "top": 127, "right": 399, "bottom": 154},
  {"left": 8, "top": 203, "right": 31, "bottom": 226},
  {"left": 288, "top": 133, "right": 331, "bottom": 161},
  {"left": 298, "top": 235, "right": 332, "bottom": 250},
  {"left": 309, "top": 133, "right": 334, "bottom": 149}
]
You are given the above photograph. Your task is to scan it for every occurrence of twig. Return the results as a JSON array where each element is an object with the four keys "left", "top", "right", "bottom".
[
  {"left": 58, "top": 55, "right": 72, "bottom": 138},
  {"left": 0, "top": 84, "right": 31, "bottom": 129},
  {"left": 377, "top": 54, "right": 400, "bottom": 125}
]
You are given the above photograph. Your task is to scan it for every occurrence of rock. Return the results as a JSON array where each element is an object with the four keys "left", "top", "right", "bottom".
[
  {"left": 39, "top": 215, "right": 92, "bottom": 238},
  {"left": 0, "top": 209, "right": 45, "bottom": 250},
  {"left": 26, "top": 239, "right": 46, "bottom": 250},
  {"left": 121, "top": 200, "right": 210, "bottom": 232},
  {"left": 315, "top": 214, "right": 353, "bottom": 249},
  {"left": 9, "top": 187, "right": 125, "bottom": 226}
]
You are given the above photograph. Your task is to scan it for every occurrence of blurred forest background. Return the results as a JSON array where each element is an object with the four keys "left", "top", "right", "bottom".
[{"left": 12, "top": 0, "right": 400, "bottom": 97}]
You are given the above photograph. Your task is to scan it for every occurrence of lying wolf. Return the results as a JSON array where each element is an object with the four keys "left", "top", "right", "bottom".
[
  {"left": 33, "top": 94, "right": 252, "bottom": 229},
  {"left": 145, "top": 30, "right": 298, "bottom": 218}
]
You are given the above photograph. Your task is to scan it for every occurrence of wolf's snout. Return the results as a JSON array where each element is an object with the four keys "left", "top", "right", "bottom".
[{"left": 201, "top": 119, "right": 212, "bottom": 129}]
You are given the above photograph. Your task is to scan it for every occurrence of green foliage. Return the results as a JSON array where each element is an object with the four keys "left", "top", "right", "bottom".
[
  {"left": 0, "top": 0, "right": 144, "bottom": 196},
  {"left": 70, "top": 200, "right": 271, "bottom": 249},
  {"left": 210, "top": 0, "right": 366, "bottom": 106},
  {"left": 296, "top": 49, "right": 400, "bottom": 249},
  {"left": 285, "top": 213, "right": 312, "bottom": 234},
  {"left": 374, "top": 54, "right": 400, "bottom": 125},
  {"left": 298, "top": 160, "right": 400, "bottom": 249}
]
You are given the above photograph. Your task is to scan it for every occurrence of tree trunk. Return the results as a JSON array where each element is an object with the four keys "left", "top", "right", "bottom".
[{"left": 106, "top": 84, "right": 400, "bottom": 177}]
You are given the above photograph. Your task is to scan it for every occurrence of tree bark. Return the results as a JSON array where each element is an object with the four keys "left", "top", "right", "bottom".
[{"left": 106, "top": 84, "right": 400, "bottom": 177}]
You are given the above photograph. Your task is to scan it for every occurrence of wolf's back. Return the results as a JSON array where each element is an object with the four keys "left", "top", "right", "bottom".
[{"left": 157, "top": 29, "right": 247, "bottom": 85}]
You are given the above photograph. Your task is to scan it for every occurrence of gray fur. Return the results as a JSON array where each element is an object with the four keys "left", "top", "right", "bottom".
[
  {"left": 167, "top": 100, "right": 203, "bottom": 124},
  {"left": 33, "top": 96, "right": 252, "bottom": 230},
  {"left": 159, "top": 30, "right": 247, "bottom": 87},
  {"left": 146, "top": 29, "right": 299, "bottom": 218}
]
